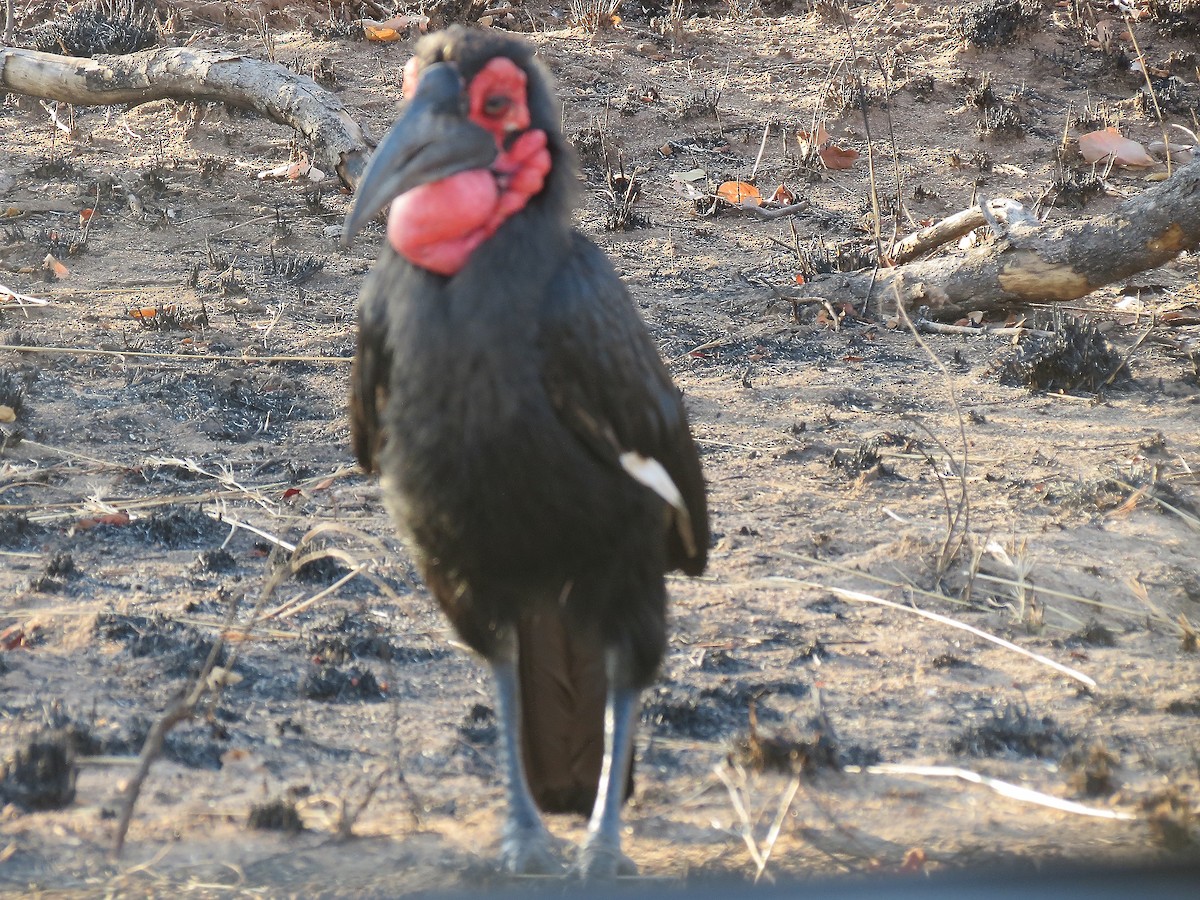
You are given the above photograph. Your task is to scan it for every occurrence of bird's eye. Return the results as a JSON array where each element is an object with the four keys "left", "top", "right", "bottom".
[{"left": 483, "top": 95, "right": 511, "bottom": 117}]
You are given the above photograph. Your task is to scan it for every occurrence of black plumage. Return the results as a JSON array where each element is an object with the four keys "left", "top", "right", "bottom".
[{"left": 344, "top": 26, "right": 707, "bottom": 878}]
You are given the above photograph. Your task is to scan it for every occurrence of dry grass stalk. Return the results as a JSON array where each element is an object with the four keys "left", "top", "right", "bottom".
[
  {"left": 0, "top": 343, "right": 350, "bottom": 365},
  {"left": 111, "top": 553, "right": 286, "bottom": 856},
  {"left": 855, "top": 763, "right": 1136, "bottom": 821},
  {"left": 714, "top": 761, "right": 800, "bottom": 883},
  {"left": 763, "top": 576, "right": 1096, "bottom": 687}
]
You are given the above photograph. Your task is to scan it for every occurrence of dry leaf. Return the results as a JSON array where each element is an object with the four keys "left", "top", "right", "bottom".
[
  {"left": 130, "top": 304, "right": 176, "bottom": 319},
  {"left": 820, "top": 144, "right": 860, "bottom": 169},
  {"left": 75, "top": 511, "right": 132, "bottom": 531},
  {"left": 769, "top": 184, "right": 796, "bottom": 204},
  {"left": 716, "top": 181, "right": 762, "bottom": 206},
  {"left": 1079, "top": 128, "right": 1155, "bottom": 167},
  {"left": 363, "top": 15, "right": 422, "bottom": 40},
  {"left": 364, "top": 24, "right": 399, "bottom": 40},
  {"left": 43, "top": 253, "right": 68, "bottom": 278},
  {"left": 0, "top": 405, "right": 15, "bottom": 423},
  {"left": 797, "top": 125, "right": 831, "bottom": 155}
]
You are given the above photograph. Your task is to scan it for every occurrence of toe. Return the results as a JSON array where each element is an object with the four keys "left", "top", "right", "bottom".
[
  {"left": 500, "top": 825, "right": 563, "bottom": 875},
  {"left": 578, "top": 837, "right": 638, "bottom": 880}
]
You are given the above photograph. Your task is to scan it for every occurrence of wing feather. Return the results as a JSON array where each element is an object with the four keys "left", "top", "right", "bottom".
[{"left": 539, "top": 234, "right": 708, "bottom": 574}]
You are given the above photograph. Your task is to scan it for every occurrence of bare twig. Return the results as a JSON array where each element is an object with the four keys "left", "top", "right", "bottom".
[
  {"left": 762, "top": 577, "right": 1097, "bottom": 687},
  {"left": 851, "top": 763, "right": 1136, "bottom": 820},
  {"left": 0, "top": 344, "right": 351, "bottom": 365},
  {"left": 112, "top": 556, "right": 287, "bottom": 856}
]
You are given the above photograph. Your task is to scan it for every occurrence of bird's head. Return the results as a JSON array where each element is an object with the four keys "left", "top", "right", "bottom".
[{"left": 342, "top": 28, "right": 565, "bottom": 276}]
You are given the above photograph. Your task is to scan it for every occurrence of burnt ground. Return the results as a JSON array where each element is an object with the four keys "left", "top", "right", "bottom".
[{"left": 2, "top": 0, "right": 1200, "bottom": 894}]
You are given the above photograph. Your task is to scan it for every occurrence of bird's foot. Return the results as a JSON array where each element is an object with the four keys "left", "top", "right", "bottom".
[
  {"left": 578, "top": 835, "right": 638, "bottom": 881},
  {"left": 500, "top": 822, "right": 563, "bottom": 875}
]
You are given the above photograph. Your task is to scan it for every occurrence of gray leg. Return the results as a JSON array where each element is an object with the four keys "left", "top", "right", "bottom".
[
  {"left": 579, "top": 650, "right": 640, "bottom": 879},
  {"left": 491, "top": 632, "right": 562, "bottom": 875}
]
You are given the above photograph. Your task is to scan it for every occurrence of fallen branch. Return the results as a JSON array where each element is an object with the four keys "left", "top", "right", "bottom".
[
  {"left": 890, "top": 197, "right": 1036, "bottom": 264},
  {"left": 111, "top": 556, "right": 285, "bottom": 857},
  {"left": 762, "top": 577, "right": 1097, "bottom": 688},
  {"left": 852, "top": 763, "right": 1136, "bottom": 821},
  {"left": 0, "top": 343, "right": 351, "bottom": 364},
  {"left": 0, "top": 46, "right": 370, "bottom": 188},
  {"left": 793, "top": 157, "right": 1200, "bottom": 321}
]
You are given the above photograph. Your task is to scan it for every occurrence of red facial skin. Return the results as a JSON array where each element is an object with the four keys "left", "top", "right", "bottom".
[{"left": 388, "top": 57, "right": 552, "bottom": 276}]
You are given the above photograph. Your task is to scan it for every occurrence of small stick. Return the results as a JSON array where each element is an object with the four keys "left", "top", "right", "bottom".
[
  {"left": 714, "top": 762, "right": 767, "bottom": 873},
  {"left": 743, "top": 200, "right": 809, "bottom": 220},
  {"left": 213, "top": 512, "right": 297, "bottom": 553},
  {"left": 263, "top": 564, "right": 366, "bottom": 621},
  {"left": 112, "top": 558, "right": 285, "bottom": 856},
  {"left": 763, "top": 577, "right": 1097, "bottom": 687},
  {"left": 916, "top": 319, "right": 1054, "bottom": 338},
  {"left": 755, "top": 776, "right": 800, "bottom": 884},
  {"left": 0, "top": 344, "right": 352, "bottom": 365},
  {"left": 853, "top": 763, "right": 1136, "bottom": 820},
  {"left": 749, "top": 122, "right": 770, "bottom": 183},
  {"left": 112, "top": 630, "right": 229, "bottom": 856}
]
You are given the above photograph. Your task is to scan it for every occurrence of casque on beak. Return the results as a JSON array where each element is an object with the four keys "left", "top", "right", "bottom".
[{"left": 342, "top": 62, "right": 498, "bottom": 247}]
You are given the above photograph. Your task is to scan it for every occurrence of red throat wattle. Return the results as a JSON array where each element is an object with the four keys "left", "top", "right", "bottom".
[{"left": 388, "top": 57, "right": 552, "bottom": 277}]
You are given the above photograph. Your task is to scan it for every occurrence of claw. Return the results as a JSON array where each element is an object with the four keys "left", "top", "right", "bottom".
[
  {"left": 500, "top": 823, "right": 564, "bottom": 875},
  {"left": 578, "top": 836, "right": 638, "bottom": 881}
]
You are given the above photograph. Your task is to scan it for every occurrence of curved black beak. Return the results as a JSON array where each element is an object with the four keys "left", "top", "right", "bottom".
[{"left": 342, "top": 63, "right": 498, "bottom": 247}]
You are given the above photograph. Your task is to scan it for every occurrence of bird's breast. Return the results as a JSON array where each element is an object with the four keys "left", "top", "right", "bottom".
[{"left": 375, "top": 290, "right": 642, "bottom": 579}]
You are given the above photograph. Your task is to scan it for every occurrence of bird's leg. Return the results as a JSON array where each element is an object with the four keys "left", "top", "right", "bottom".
[
  {"left": 579, "top": 648, "right": 640, "bottom": 880},
  {"left": 491, "top": 631, "right": 561, "bottom": 875}
]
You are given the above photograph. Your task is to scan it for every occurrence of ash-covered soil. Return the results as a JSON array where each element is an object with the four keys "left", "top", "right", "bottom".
[{"left": 2, "top": 1, "right": 1199, "bottom": 894}]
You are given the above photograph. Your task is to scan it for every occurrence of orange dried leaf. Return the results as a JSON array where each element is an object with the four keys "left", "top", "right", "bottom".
[
  {"left": 797, "top": 125, "right": 831, "bottom": 149},
  {"left": 716, "top": 181, "right": 762, "bottom": 206},
  {"left": 1078, "top": 128, "right": 1155, "bottom": 167},
  {"left": 130, "top": 304, "right": 175, "bottom": 320},
  {"left": 364, "top": 24, "right": 400, "bottom": 41},
  {"left": 75, "top": 511, "right": 131, "bottom": 531},
  {"left": 42, "top": 254, "right": 69, "bottom": 278},
  {"left": 79, "top": 208, "right": 95, "bottom": 224},
  {"left": 769, "top": 184, "right": 796, "bottom": 205},
  {"left": 820, "top": 144, "right": 860, "bottom": 170}
]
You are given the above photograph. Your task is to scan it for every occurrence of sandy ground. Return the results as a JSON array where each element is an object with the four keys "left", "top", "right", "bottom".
[{"left": 2, "top": 1, "right": 1199, "bottom": 894}]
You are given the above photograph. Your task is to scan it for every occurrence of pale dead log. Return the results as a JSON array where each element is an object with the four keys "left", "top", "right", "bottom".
[
  {"left": 891, "top": 197, "right": 1038, "bottom": 264},
  {"left": 804, "top": 156, "right": 1200, "bottom": 322},
  {"left": 0, "top": 46, "right": 371, "bottom": 188}
]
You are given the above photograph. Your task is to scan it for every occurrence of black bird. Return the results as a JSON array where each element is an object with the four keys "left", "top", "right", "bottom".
[{"left": 342, "top": 27, "right": 708, "bottom": 878}]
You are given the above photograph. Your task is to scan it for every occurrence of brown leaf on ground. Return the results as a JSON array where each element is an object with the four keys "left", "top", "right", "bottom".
[{"left": 1079, "top": 128, "right": 1155, "bottom": 167}]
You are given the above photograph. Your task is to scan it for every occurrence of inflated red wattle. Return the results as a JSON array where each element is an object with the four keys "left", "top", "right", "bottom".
[
  {"left": 388, "top": 169, "right": 498, "bottom": 276},
  {"left": 387, "top": 129, "right": 551, "bottom": 277}
]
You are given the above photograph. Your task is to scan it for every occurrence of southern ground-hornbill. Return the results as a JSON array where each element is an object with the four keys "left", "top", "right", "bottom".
[{"left": 342, "top": 26, "right": 708, "bottom": 878}]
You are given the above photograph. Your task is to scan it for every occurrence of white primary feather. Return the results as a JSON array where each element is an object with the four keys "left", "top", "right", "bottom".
[{"left": 619, "top": 452, "right": 685, "bottom": 512}]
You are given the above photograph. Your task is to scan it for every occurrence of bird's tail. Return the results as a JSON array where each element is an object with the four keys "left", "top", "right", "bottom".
[{"left": 516, "top": 609, "right": 632, "bottom": 815}]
